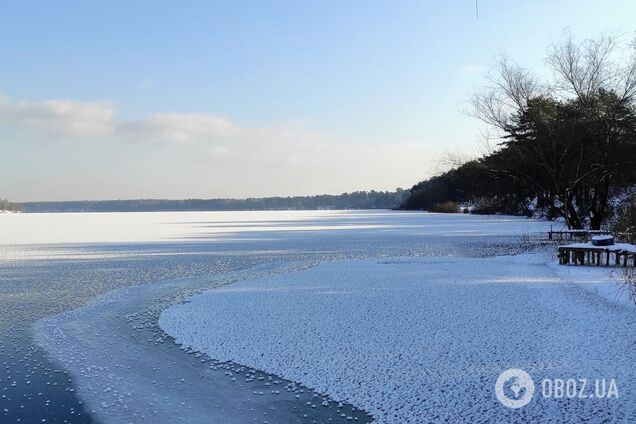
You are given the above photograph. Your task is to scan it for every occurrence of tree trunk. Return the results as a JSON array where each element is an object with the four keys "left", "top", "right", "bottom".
[{"left": 562, "top": 192, "right": 584, "bottom": 229}]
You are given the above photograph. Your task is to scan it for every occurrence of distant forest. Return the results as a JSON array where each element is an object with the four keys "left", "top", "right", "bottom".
[
  {"left": 401, "top": 33, "right": 636, "bottom": 230},
  {"left": 0, "top": 199, "right": 22, "bottom": 212},
  {"left": 22, "top": 190, "right": 408, "bottom": 213}
]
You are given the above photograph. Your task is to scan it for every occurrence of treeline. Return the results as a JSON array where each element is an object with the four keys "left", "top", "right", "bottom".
[
  {"left": 0, "top": 199, "right": 22, "bottom": 212},
  {"left": 402, "top": 33, "right": 636, "bottom": 229},
  {"left": 22, "top": 190, "right": 408, "bottom": 213},
  {"left": 401, "top": 160, "right": 533, "bottom": 216}
]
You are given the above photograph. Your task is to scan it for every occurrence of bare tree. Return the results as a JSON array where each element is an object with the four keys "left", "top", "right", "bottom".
[
  {"left": 471, "top": 55, "right": 543, "bottom": 131},
  {"left": 470, "top": 32, "right": 636, "bottom": 229},
  {"left": 548, "top": 30, "right": 636, "bottom": 103},
  {"left": 435, "top": 148, "right": 476, "bottom": 173}
]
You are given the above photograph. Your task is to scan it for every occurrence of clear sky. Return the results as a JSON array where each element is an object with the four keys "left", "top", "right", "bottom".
[{"left": 1, "top": 0, "right": 635, "bottom": 201}]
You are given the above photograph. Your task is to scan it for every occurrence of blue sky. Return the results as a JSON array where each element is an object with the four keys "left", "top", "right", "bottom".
[{"left": 1, "top": 0, "right": 635, "bottom": 201}]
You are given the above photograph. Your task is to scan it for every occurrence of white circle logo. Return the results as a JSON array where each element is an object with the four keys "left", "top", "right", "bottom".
[{"left": 495, "top": 368, "right": 535, "bottom": 409}]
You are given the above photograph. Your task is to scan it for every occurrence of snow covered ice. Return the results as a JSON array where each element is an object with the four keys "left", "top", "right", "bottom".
[
  {"left": 160, "top": 255, "right": 636, "bottom": 423},
  {"left": 0, "top": 210, "right": 631, "bottom": 422}
]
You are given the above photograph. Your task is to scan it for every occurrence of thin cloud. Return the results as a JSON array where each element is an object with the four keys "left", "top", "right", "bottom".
[
  {"left": 0, "top": 94, "right": 115, "bottom": 138},
  {"left": 117, "top": 113, "right": 239, "bottom": 144},
  {"left": 0, "top": 93, "right": 438, "bottom": 199}
]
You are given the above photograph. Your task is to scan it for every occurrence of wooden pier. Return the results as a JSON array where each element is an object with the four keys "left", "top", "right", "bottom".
[
  {"left": 548, "top": 228, "right": 612, "bottom": 241},
  {"left": 558, "top": 244, "right": 636, "bottom": 267}
]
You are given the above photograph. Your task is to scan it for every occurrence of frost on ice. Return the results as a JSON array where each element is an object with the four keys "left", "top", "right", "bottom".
[{"left": 160, "top": 256, "right": 636, "bottom": 423}]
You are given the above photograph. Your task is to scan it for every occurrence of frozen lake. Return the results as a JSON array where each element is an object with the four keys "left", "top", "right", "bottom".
[{"left": 1, "top": 211, "right": 633, "bottom": 422}]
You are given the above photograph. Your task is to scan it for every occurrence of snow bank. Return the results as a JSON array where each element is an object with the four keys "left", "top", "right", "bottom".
[{"left": 160, "top": 255, "right": 636, "bottom": 423}]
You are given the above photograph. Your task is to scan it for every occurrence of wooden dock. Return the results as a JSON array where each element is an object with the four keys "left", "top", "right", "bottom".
[
  {"left": 558, "top": 243, "right": 636, "bottom": 267},
  {"left": 548, "top": 228, "right": 612, "bottom": 241}
]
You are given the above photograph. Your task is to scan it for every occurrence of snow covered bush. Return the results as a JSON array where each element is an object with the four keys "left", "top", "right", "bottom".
[{"left": 470, "top": 196, "right": 532, "bottom": 216}]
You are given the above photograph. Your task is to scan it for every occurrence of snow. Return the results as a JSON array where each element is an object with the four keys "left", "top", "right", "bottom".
[
  {"left": 548, "top": 259, "right": 635, "bottom": 307},
  {"left": 1, "top": 210, "right": 385, "bottom": 245},
  {"left": 0, "top": 210, "right": 557, "bottom": 247},
  {"left": 19, "top": 211, "right": 634, "bottom": 422},
  {"left": 34, "top": 263, "right": 373, "bottom": 423},
  {"left": 160, "top": 254, "right": 635, "bottom": 423},
  {"left": 560, "top": 241, "right": 636, "bottom": 253}
]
